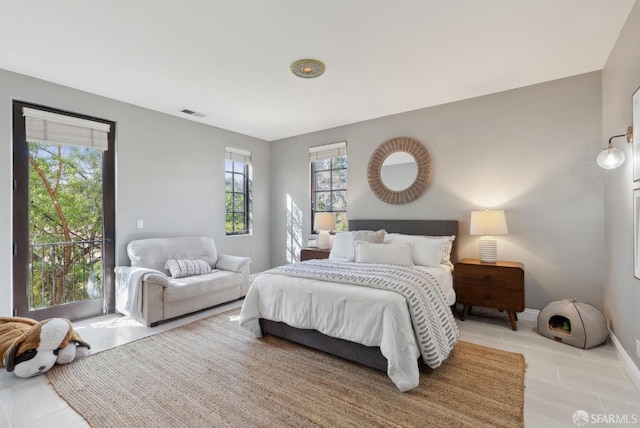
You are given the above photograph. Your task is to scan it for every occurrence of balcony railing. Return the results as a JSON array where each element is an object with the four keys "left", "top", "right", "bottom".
[{"left": 29, "top": 239, "right": 103, "bottom": 310}]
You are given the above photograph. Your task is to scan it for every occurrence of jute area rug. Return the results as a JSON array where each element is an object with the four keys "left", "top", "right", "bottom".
[{"left": 48, "top": 309, "right": 525, "bottom": 428}]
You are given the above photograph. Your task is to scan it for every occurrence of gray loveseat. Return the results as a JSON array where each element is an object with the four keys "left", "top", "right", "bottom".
[{"left": 115, "top": 236, "right": 251, "bottom": 326}]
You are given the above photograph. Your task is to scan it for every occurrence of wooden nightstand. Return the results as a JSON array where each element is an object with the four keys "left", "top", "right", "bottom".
[
  {"left": 300, "top": 247, "right": 331, "bottom": 261},
  {"left": 454, "top": 258, "right": 524, "bottom": 330}
]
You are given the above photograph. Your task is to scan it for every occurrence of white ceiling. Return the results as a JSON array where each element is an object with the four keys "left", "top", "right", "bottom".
[{"left": 0, "top": 1, "right": 635, "bottom": 141}]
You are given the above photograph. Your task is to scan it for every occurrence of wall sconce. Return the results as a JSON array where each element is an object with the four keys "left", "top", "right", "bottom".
[
  {"left": 314, "top": 212, "right": 336, "bottom": 249},
  {"left": 597, "top": 126, "right": 633, "bottom": 169},
  {"left": 470, "top": 209, "right": 509, "bottom": 263}
]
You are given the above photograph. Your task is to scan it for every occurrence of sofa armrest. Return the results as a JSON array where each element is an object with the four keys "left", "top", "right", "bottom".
[
  {"left": 115, "top": 266, "right": 170, "bottom": 325},
  {"left": 142, "top": 272, "right": 170, "bottom": 287},
  {"left": 215, "top": 254, "right": 251, "bottom": 273},
  {"left": 216, "top": 254, "right": 252, "bottom": 296},
  {"left": 115, "top": 266, "right": 170, "bottom": 287}
]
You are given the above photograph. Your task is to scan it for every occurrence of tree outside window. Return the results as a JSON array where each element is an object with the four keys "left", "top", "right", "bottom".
[
  {"left": 28, "top": 142, "right": 104, "bottom": 307},
  {"left": 225, "top": 159, "right": 251, "bottom": 235},
  {"left": 311, "top": 155, "right": 347, "bottom": 232}
]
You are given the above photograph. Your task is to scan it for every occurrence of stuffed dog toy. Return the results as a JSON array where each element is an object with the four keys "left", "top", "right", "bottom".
[{"left": 0, "top": 317, "right": 90, "bottom": 377}]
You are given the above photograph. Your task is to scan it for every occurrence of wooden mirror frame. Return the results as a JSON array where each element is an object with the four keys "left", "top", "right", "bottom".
[{"left": 367, "top": 137, "right": 432, "bottom": 204}]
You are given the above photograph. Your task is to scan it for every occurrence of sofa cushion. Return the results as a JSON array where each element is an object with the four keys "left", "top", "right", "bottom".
[
  {"left": 164, "top": 270, "right": 242, "bottom": 303},
  {"left": 165, "top": 259, "right": 213, "bottom": 278},
  {"left": 127, "top": 237, "right": 218, "bottom": 274}
]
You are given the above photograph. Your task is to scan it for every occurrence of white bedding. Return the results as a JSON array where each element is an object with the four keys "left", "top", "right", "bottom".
[{"left": 239, "top": 261, "right": 458, "bottom": 392}]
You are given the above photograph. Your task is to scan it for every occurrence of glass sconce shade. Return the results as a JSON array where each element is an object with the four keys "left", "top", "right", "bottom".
[{"left": 596, "top": 146, "right": 625, "bottom": 169}]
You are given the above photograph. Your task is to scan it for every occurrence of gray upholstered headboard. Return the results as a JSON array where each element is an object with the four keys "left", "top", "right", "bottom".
[{"left": 348, "top": 219, "right": 459, "bottom": 263}]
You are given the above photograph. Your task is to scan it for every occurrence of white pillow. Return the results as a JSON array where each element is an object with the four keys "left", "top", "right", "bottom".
[
  {"left": 384, "top": 233, "right": 422, "bottom": 245},
  {"left": 329, "top": 230, "right": 386, "bottom": 261},
  {"left": 329, "top": 232, "right": 354, "bottom": 260},
  {"left": 429, "top": 235, "right": 455, "bottom": 264},
  {"left": 412, "top": 239, "right": 448, "bottom": 267},
  {"left": 355, "top": 241, "right": 413, "bottom": 266},
  {"left": 384, "top": 233, "right": 455, "bottom": 265}
]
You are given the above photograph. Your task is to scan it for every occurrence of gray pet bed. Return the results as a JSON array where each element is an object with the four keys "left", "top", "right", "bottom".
[{"left": 537, "top": 299, "right": 607, "bottom": 349}]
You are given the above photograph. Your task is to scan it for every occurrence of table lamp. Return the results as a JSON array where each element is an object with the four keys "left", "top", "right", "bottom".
[
  {"left": 470, "top": 209, "right": 508, "bottom": 263},
  {"left": 314, "top": 212, "right": 336, "bottom": 249}
]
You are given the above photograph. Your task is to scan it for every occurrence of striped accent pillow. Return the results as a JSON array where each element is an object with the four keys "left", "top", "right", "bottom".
[{"left": 165, "top": 259, "right": 212, "bottom": 278}]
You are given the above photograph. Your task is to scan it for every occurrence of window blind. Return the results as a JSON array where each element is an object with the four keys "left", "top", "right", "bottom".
[
  {"left": 23, "top": 107, "right": 111, "bottom": 151},
  {"left": 309, "top": 141, "right": 347, "bottom": 162},
  {"left": 226, "top": 146, "right": 252, "bottom": 164}
]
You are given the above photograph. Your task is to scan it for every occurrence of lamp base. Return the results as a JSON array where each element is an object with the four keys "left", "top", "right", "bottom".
[
  {"left": 317, "top": 231, "right": 331, "bottom": 249},
  {"left": 479, "top": 236, "right": 497, "bottom": 263}
]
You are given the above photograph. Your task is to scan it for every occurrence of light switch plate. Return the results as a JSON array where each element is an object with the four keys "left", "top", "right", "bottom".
[{"left": 136, "top": 219, "right": 144, "bottom": 229}]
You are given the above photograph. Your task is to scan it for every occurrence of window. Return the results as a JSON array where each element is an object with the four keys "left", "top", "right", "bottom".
[
  {"left": 225, "top": 147, "right": 252, "bottom": 235},
  {"left": 310, "top": 142, "right": 347, "bottom": 232}
]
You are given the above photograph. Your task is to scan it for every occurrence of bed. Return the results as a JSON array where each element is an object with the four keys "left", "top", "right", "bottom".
[{"left": 239, "top": 219, "right": 459, "bottom": 392}]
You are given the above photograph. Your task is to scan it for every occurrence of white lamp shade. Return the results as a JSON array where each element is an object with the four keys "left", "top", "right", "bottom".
[
  {"left": 470, "top": 210, "right": 508, "bottom": 236},
  {"left": 314, "top": 212, "right": 336, "bottom": 231},
  {"left": 596, "top": 146, "right": 625, "bottom": 169}
]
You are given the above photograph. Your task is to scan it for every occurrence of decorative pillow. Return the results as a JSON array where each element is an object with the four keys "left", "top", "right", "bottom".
[
  {"left": 329, "top": 232, "right": 355, "bottom": 260},
  {"left": 428, "top": 235, "right": 455, "bottom": 264},
  {"left": 412, "top": 238, "right": 448, "bottom": 267},
  {"left": 384, "top": 233, "right": 455, "bottom": 265},
  {"left": 355, "top": 241, "right": 413, "bottom": 266},
  {"left": 165, "top": 259, "right": 213, "bottom": 278},
  {"left": 352, "top": 229, "right": 386, "bottom": 245},
  {"left": 329, "top": 230, "right": 387, "bottom": 261}
]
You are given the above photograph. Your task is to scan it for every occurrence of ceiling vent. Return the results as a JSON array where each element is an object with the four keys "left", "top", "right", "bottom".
[{"left": 180, "top": 108, "right": 206, "bottom": 118}]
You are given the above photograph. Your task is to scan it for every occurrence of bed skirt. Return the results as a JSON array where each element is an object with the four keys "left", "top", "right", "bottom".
[{"left": 259, "top": 319, "right": 388, "bottom": 371}]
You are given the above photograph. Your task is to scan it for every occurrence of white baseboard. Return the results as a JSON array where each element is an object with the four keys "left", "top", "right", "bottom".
[{"left": 609, "top": 329, "right": 640, "bottom": 393}]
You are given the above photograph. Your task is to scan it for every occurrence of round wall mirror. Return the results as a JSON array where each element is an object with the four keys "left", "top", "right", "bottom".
[
  {"left": 380, "top": 151, "right": 418, "bottom": 191},
  {"left": 367, "top": 137, "right": 432, "bottom": 204}
]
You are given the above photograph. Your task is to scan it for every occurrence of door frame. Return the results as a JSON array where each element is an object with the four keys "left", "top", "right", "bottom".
[{"left": 12, "top": 100, "right": 116, "bottom": 320}]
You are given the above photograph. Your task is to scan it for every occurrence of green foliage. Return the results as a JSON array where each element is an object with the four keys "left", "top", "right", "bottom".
[
  {"left": 335, "top": 212, "right": 348, "bottom": 232},
  {"left": 312, "top": 155, "right": 347, "bottom": 232},
  {"left": 225, "top": 160, "right": 251, "bottom": 235},
  {"left": 28, "top": 142, "right": 104, "bottom": 308}
]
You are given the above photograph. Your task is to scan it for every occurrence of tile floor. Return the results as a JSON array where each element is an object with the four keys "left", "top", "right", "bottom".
[{"left": 1, "top": 302, "right": 639, "bottom": 428}]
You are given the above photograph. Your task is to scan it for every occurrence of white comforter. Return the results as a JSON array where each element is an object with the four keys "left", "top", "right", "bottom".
[{"left": 239, "top": 262, "right": 458, "bottom": 392}]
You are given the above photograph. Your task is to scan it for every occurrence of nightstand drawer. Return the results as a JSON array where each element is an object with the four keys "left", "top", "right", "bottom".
[
  {"left": 455, "top": 267, "right": 522, "bottom": 290},
  {"left": 455, "top": 285, "right": 524, "bottom": 312}
]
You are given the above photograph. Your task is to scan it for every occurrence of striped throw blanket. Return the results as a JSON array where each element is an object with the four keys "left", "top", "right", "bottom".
[{"left": 267, "top": 259, "right": 459, "bottom": 368}]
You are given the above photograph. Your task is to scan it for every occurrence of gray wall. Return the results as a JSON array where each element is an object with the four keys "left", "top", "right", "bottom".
[
  {"left": 602, "top": 2, "right": 640, "bottom": 368},
  {"left": 0, "top": 69, "right": 270, "bottom": 317},
  {"left": 271, "top": 72, "right": 604, "bottom": 311}
]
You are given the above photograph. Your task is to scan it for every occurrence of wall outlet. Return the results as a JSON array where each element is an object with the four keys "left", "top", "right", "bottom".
[
  {"left": 636, "top": 339, "right": 640, "bottom": 360},
  {"left": 136, "top": 219, "right": 144, "bottom": 229}
]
